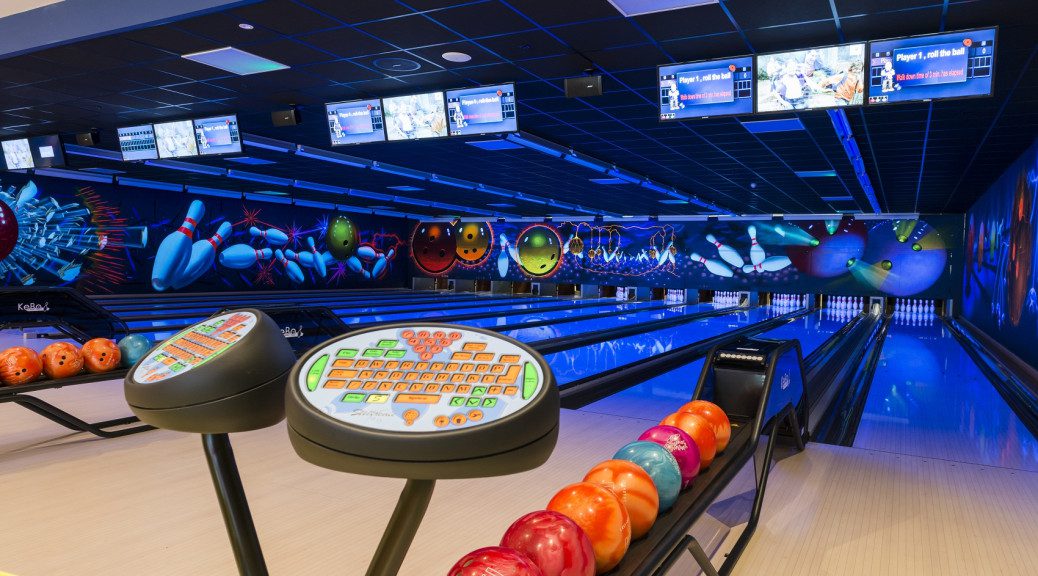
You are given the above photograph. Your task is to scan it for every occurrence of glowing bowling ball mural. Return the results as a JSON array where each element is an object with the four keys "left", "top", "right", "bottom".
[
  {"left": 1009, "top": 172, "right": 1033, "bottom": 326},
  {"left": 858, "top": 219, "right": 947, "bottom": 296},
  {"left": 325, "top": 215, "right": 360, "bottom": 260},
  {"left": 569, "top": 236, "right": 584, "bottom": 256},
  {"left": 454, "top": 221, "right": 493, "bottom": 264},
  {"left": 516, "top": 225, "right": 562, "bottom": 277},
  {"left": 411, "top": 222, "right": 457, "bottom": 274},
  {"left": 786, "top": 218, "right": 867, "bottom": 278},
  {"left": 0, "top": 199, "right": 16, "bottom": 262}
]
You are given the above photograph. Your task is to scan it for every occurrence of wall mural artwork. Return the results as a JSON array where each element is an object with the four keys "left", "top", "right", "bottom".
[
  {"left": 412, "top": 215, "right": 961, "bottom": 298},
  {"left": 962, "top": 139, "right": 1038, "bottom": 366}
]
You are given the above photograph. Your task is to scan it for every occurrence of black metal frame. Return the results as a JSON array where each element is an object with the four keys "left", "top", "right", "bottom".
[{"left": 202, "top": 433, "right": 269, "bottom": 576}]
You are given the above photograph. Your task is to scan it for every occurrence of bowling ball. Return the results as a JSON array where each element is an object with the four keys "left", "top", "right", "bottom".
[
  {"left": 0, "top": 198, "right": 17, "bottom": 262},
  {"left": 447, "top": 546, "right": 544, "bottom": 576},
  {"left": 661, "top": 412, "right": 717, "bottom": 468},
  {"left": 0, "top": 346, "right": 42, "bottom": 386},
  {"left": 39, "top": 342, "right": 84, "bottom": 379},
  {"left": 500, "top": 511, "right": 595, "bottom": 576},
  {"left": 81, "top": 338, "right": 121, "bottom": 373},
  {"left": 583, "top": 459, "right": 659, "bottom": 539},
  {"left": 411, "top": 222, "right": 457, "bottom": 275},
  {"left": 454, "top": 221, "right": 493, "bottom": 264},
  {"left": 677, "top": 400, "right": 731, "bottom": 453},
  {"left": 637, "top": 425, "right": 701, "bottom": 488},
  {"left": 569, "top": 236, "right": 584, "bottom": 256},
  {"left": 612, "top": 442, "right": 681, "bottom": 512},
  {"left": 547, "top": 482, "right": 631, "bottom": 573},
  {"left": 517, "top": 225, "right": 562, "bottom": 278},
  {"left": 118, "top": 334, "right": 154, "bottom": 368},
  {"left": 325, "top": 215, "right": 360, "bottom": 260},
  {"left": 785, "top": 218, "right": 867, "bottom": 278}
]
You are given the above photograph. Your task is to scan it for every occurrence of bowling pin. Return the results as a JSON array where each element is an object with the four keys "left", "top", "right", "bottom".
[
  {"left": 249, "top": 226, "right": 288, "bottom": 246},
  {"left": 748, "top": 225, "right": 765, "bottom": 266},
  {"left": 497, "top": 246, "right": 509, "bottom": 278},
  {"left": 307, "top": 237, "right": 327, "bottom": 278},
  {"left": 357, "top": 245, "right": 377, "bottom": 261},
  {"left": 285, "top": 249, "right": 313, "bottom": 268},
  {"left": 173, "top": 221, "right": 232, "bottom": 289},
  {"left": 346, "top": 255, "right": 364, "bottom": 274},
  {"left": 152, "top": 199, "right": 205, "bottom": 291},
  {"left": 706, "top": 234, "right": 744, "bottom": 268},
  {"left": 371, "top": 253, "right": 387, "bottom": 278},
  {"left": 275, "top": 249, "right": 304, "bottom": 284},
  {"left": 219, "top": 244, "right": 273, "bottom": 269},
  {"left": 690, "top": 252, "right": 733, "bottom": 277}
]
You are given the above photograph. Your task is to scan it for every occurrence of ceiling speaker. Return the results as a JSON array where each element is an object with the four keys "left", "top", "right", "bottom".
[
  {"left": 272, "top": 108, "right": 301, "bottom": 127},
  {"left": 565, "top": 75, "right": 602, "bottom": 98}
]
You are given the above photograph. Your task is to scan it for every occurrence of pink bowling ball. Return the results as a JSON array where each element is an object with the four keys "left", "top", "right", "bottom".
[{"left": 638, "top": 425, "right": 701, "bottom": 488}]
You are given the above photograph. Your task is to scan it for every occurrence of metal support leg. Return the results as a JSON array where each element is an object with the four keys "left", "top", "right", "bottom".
[
  {"left": 366, "top": 479, "right": 436, "bottom": 576},
  {"left": 0, "top": 394, "right": 153, "bottom": 438},
  {"left": 201, "top": 433, "right": 268, "bottom": 576}
]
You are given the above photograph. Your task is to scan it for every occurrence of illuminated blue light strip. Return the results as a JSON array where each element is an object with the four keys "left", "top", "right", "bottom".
[
  {"left": 227, "top": 169, "right": 294, "bottom": 187},
  {"left": 32, "top": 168, "right": 113, "bottom": 183},
  {"left": 145, "top": 159, "right": 227, "bottom": 176},
  {"left": 63, "top": 143, "right": 123, "bottom": 161},
  {"left": 827, "top": 109, "right": 881, "bottom": 214},
  {"left": 117, "top": 177, "right": 184, "bottom": 192}
]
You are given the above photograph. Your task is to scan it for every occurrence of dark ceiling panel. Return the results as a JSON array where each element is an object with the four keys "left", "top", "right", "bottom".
[
  {"left": 429, "top": 2, "right": 536, "bottom": 37},
  {"left": 296, "top": 26, "right": 398, "bottom": 58},
  {"left": 632, "top": 4, "right": 734, "bottom": 40},
  {"left": 231, "top": 0, "right": 342, "bottom": 35},
  {"left": 725, "top": 0, "right": 835, "bottom": 30},
  {"left": 355, "top": 14, "right": 464, "bottom": 48}
]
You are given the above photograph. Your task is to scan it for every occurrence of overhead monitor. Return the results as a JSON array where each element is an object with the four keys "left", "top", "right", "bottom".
[
  {"left": 445, "top": 83, "right": 518, "bottom": 136},
  {"left": 325, "top": 98, "right": 386, "bottom": 146},
  {"left": 867, "top": 27, "right": 996, "bottom": 105},
  {"left": 118, "top": 124, "right": 158, "bottom": 161},
  {"left": 658, "top": 57, "right": 754, "bottom": 120},
  {"left": 1, "top": 138, "right": 33, "bottom": 170},
  {"left": 28, "top": 134, "right": 65, "bottom": 168},
  {"left": 153, "top": 119, "right": 199, "bottom": 159},
  {"left": 193, "top": 114, "right": 242, "bottom": 156},
  {"left": 382, "top": 91, "right": 448, "bottom": 141},
  {"left": 756, "top": 43, "right": 866, "bottom": 112}
]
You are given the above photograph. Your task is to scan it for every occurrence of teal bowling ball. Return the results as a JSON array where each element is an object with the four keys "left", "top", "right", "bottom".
[
  {"left": 118, "top": 334, "right": 154, "bottom": 368},
  {"left": 326, "top": 215, "right": 360, "bottom": 261},
  {"left": 614, "top": 441, "right": 682, "bottom": 510}
]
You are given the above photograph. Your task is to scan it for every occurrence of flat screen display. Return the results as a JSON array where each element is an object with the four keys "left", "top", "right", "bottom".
[
  {"left": 28, "top": 134, "right": 65, "bottom": 168},
  {"left": 867, "top": 28, "right": 996, "bottom": 105},
  {"left": 756, "top": 43, "right": 866, "bottom": 112},
  {"left": 2, "top": 139, "right": 33, "bottom": 170},
  {"left": 445, "top": 83, "right": 518, "bottom": 136},
  {"left": 325, "top": 98, "right": 386, "bottom": 145},
  {"left": 153, "top": 119, "right": 199, "bottom": 159},
  {"left": 193, "top": 114, "right": 242, "bottom": 156},
  {"left": 382, "top": 91, "right": 448, "bottom": 141},
  {"left": 118, "top": 124, "right": 158, "bottom": 161},
  {"left": 658, "top": 57, "right": 754, "bottom": 120}
]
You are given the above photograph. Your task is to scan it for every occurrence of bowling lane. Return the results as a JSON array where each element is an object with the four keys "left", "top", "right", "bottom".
[
  {"left": 853, "top": 320, "right": 1038, "bottom": 472},
  {"left": 104, "top": 290, "right": 480, "bottom": 314},
  {"left": 455, "top": 300, "right": 674, "bottom": 330},
  {"left": 484, "top": 302, "right": 711, "bottom": 341},
  {"left": 580, "top": 307, "right": 850, "bottom": 420},
  {"left": 336, "top": 296, "right": 617, "bottom": 324}
]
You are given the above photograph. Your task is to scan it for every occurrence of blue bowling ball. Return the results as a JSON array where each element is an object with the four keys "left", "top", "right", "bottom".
[
  {"left": 118, "top": 334, "right": 154, "bottom": 368},
  {"left": 613, "top": 441, "right": 682, "bottom": 511}
]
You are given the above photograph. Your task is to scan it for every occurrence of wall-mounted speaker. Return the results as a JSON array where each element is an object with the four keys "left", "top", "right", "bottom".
[
  {"left": 565, "top": 75, "right": 602, "bottom": 98},
  {"left": 75, "top": 130, "right": 100, "bottom": 146},
  {"left": 271, "top": 108, "right": 302, "bottom": 126}
]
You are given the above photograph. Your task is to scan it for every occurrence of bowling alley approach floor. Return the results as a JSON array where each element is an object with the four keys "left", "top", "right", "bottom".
[{"left": 2, "top": 378, "right": 1038, "bottom": 576}]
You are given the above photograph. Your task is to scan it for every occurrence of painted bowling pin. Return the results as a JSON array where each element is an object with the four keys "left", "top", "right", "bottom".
[
  {"left": 357, "top": 245, "right": 378, "bottom": 261},
  {"left": 706, "top": 234, "right": 744, "bottom": 267},
  {"left": 219, "top": 244, "right": 273, "bottom": 269},
  {"left": 275, "top": 249, "right": 305, "bottom": 284},
  {"left": 285, "top": 249, "right": 314, "bottom": 268},
  {"left": 249, "top": 226, "right": 288, "bottom": 246},
  {"left": 173, "top": 221, "right": 232, "bottom": 289},
  {"left": 748, "top": 225, "right": 765, "bottom": 266},
  {"left": 371, "top": 248, "right": 395, "bottom": 278},
  {"left": 690, "top": 252, "right": 733, "bottom": 277},
  {"left": 497, "top": 245, "right": 509, "bottom": 278},
  {"left": 152, "top": 200, "right": 204, "bottom": 291},
  {"left": 307, "top": 237, "right": 326, "bottom": 278},
  {"left": 743, "top": 255, "right": 791, "bottom": 273}
]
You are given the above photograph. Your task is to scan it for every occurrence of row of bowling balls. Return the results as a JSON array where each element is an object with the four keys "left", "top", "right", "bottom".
[
  {"left": 448, "top": 400, "right": 731, "bottom": 576},
  {"left": 0, "top": 334, "right": 153, "bottom": 386}
]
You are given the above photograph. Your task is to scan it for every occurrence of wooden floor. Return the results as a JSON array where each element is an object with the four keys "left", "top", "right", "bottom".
[{"left": 3, "top": 378, "right": 1038, "bottom": 575}]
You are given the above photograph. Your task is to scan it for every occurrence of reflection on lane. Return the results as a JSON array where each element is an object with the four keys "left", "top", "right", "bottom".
[{"left": 489, "top": 303, "right": 711, "bottom": 341}]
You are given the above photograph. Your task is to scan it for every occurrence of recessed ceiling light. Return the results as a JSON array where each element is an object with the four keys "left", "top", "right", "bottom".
[
  {"left": 373, "top": 57, "right": 421, "bottom": 72},
  {"left": 442, "top": 51, "right": 472, "bottom": 63},
  {"left": 607, "top": 0, "right": 718, "bottom": 17},
  {"left": 238, "top": 23, "right": 254, "bottom": 30}
]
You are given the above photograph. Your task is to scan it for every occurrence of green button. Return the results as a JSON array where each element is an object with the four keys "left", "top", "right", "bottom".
[
  {"left": 385, "top": 349, "right": 406, "bottom": 359},
  {"left": 466, "top": 397, "right": 481, "bottom": 407},
  {"left": 170, "top": 363, "right": 185, "bottom": 372},
  {"left": 337, "top": 349, "right": 358, "bottom": 358},
  {"left": 449, "top": 397, "right": 465, "bottom": 407},
  {"left": 472, "top": 386, "right": 486, "bottom": 396},
  {"left": 306, "top": 355, "right": 329, "bottom": 392},
  {"left": 482, "top": 398, "right": 497, "bottom": 408},
  {"left": 523, "top": 362, "right": 538, "bottom": 400},
  {"left": 377, "top": 339, "right": 398, "bottom": 349},
  {"left": 341, "top": 393, "right": 366, "bottom": 403},
  {"left": 363, "top": 349, "right": 385, "bottom": 357}
]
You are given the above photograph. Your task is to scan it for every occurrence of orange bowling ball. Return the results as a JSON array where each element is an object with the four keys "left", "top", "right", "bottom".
[
  {"left": 583, "top": 459, "right": 659, "bottom": 540},
  {"left": 547, "top": 482, "right": 631, "bottom": 573},
  {"left": 81, "top": 338, "right": 121, "bottom": 373},
  {"left": 661, "top": 412, "right": 717, "bottom": 468},
  {"left": 0, "top": 346, "right": 43, "bottom": 386},
  {"left": 678, "top": 400, "right": 731, "bottom": 452},
  {"left": 40, "top": 342, "right": 84, "bottom": 379}
]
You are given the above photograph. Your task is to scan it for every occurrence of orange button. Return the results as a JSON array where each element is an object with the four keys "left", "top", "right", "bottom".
[
  {"left": 395, "top": 394, "right": 441, "bottom": 404},
  {"left": 405, "top": 372, "right": 419, "bottom": 381},
  {"left": 498, "top": 365, "right": 521, "bottom": 384},
  {"left": 474, "top": 353, "right": 494, "bottom": 362},
  {"left": 441, "top": 384, "right": 455, "bottom": 393},
  {"left": 435, "top": 373, "right": 449, "bottom": 381},
  {"left": 370, "top": 360, "right": 384, "bottom": 369},
  {"left": 348, "top": 381, "right": 363, "bottom": 390},
  {"left": 328, "top": 369, "right": 358, "bottom": 379},
  {"left": 491, "top": 364, "right": 505, "bottom": 374},
  {"left": 359, "top": 371, "right": 374, "bottom": 379},
  {"left": 363, "top": 382, "right": 376, "bottom": 390},
  {"left": 467, "top": 374, "right": 480, "bottom": 383},
  {"left": 390, "top": 371, "right": 404, "bottom": 380},
  {"left": 420, "top": 373, "right": 434, "bottom": 381},
  {"left": 463, "top": 342, "right": 487, "bottom": 352},
  {"left": 482, "top": 375, "right": 496, "bottom": 384},
  {"left": 488, "top": 386, "right": 502, "bottom": 395},
  {"left": 379, "top": 382, "right": 393, "bottom": 391},
  {"left": 355, "top": 360, "right": 370, "bottom": 368},
  {"left": 451, "top": 414, "right": 467, "bottom": 426},
  {"left": 452, "top": 352, "right": 473, "bottom": 361},
  {"left": 504, "top": 386, "right": 519, "bottom": 396},
  {"left": 451, "top": 374, "right": 465, "bottom": 383},
  {"left": 332, "top": 359, "right": 354, "bottom": 368},
  {"left": 461, "top": 364, "right": 475, "bottom": 372},
  {"left": 426, "top": 384, "right": 440, "bottom": 393},
  {"left": 374, "top": 371, "right": 389, "bottom": 379},
  {"left": 446, "top": 363, "right": 460, "bottom": 371},
  {"left": 458, "top": 385, "right": 471, "bottom": 394},
  {"left": 416, "top": 362, "right": 430, "bottom": 371},
  {"left": 410, "top": 383, "right": 424, "bottom": 392},
  {"left": 434, "top": 415, "right": 449, "bottom": 428},
  {"left": 401, "top": 361, "right": 415, "bottom": 370},
  {"left": 394, "top": 383, "right": 408, "bottom": 392},
  {"left": 468, "top": 410, "right": 483, "bottom": 422},
  {"left": 323, "top": 380, "right": 346, "bottom": 389},
  {"left": 500, "top": 355, "right": 520, "bottom": 363},
  {"left": 475, "top": 364, "right": 489, "bottom": 373},
  {"left": 431, "top": 362, "right": 445, "bottom": 371}
]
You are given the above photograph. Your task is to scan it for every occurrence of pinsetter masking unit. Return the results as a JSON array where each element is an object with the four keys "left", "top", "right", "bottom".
[{"left": 287, "top": 323, "right": 559, "bottom": 576}]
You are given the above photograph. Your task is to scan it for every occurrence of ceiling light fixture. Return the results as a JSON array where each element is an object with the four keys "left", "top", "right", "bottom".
[
  {"left": 182, "top": 47, "right": 288, "bottom": 76},
  {"left": 238, "top": 23, "right": 254, "bottom": 30},
  {"left": 441, "top": 51, "right": 472, "bottom": 63}
]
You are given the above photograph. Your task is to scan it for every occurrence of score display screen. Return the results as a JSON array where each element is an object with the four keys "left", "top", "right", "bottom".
[
  {"left": 1, "top": 139, "right": 33, "bottom": 170},
  {"left": 445, "top": 83, "right": 517, "bottom": 136},
  {"left": 118, "top": 125, "right": 158, "bottom": 161},
  {"left": 868, "top": 28, "right": 996, "bottom": 105},
  {"left": 658, "top": 57, "right": 754, "bottom": 120},
  {"left": 154, "top": 120, "right": 199, "bottom": 159},
  {"left": 382, "top": 91, "right": 448, "bottom": 141},
  {"left": 193, "top": 114, "right": 242, "bottom": 156},
  {"left": 29, "top": 134, "right": 65, "bottom": 168},
  {"left": 326, "top": 98, "right": 386, "bottom": 146},
  {"left": 756, "top": 43, "right": 866, "bottom": 112}
]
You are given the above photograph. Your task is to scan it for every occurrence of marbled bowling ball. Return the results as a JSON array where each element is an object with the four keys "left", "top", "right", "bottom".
[
  {"left": 325, "top": 215, "right": 360, "bottom": 260},
  {"left": 118, "top": 334, "right": 154, "bottom": 368},
  {"left": 677, "top": 400, "right": 731, "bottom": 452},
  {"left": 860, "top": 219, "right": 947, "bottom": 297},
  {"left": 448, "top": 547, "right": 544, "bottom": 576},
  {"left": 786, "top": 218, "right": 867, "bottom": 278},
  {"left": 569, "top": 236, "right": 584, "bottom": 256},
  {"left": 500, "top": 510, "right": 595, "bottom": 576},
  {"left": 0, "top": 346, "right": 42, "bottom": 386},
  {"left": 517, "top": 225, "right": 562, "bottom": 277},
  {"left": 411, "top": 222, "right": 457, "bottom": 274},
  {"left": 0, "top": 199, "right": 17, "bottom": 262},
  {"left": 547, "top": 482, "right": 631, "bottom": 573},
  {"left": 583, "top": 459, "right": 659, "bottom": 540},
  {"left": 454, "top": 221, "right": 492, "bottom": 264},
  {"left": 81, "top": 338, "right": 121, "bottom": 373},
  {"left": 638, "top": 425, "right": 700, "bottom": 488},
  {"left": 40, "top": 342, "right": 84, "bottom": 379},
  {"left": 613, "top": 441, "right": 681, "bottom": 511}
]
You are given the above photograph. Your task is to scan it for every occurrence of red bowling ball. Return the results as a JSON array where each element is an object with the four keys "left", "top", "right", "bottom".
[
  {"left": 500, "top": 511, "right": 595, "bottom": 576},
  {"left": 638, "top": 425, "right": 701, "bottom": 488},
  {"left": 411, "top": 222, "right": 458, "bottom": 275},
  {"left": 448, "top": 546, "right": 544, "bottom": 576}
]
